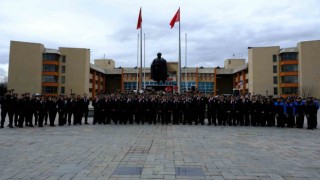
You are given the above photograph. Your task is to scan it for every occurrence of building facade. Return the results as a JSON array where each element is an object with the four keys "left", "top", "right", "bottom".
[
  {"left": 8, "top": 40, "right": 320, "bottom": 98},
  {"left": 248, "top": 40, "right": 320, "bottom": 98}
]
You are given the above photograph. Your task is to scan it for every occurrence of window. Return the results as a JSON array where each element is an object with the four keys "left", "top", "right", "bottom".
[
  {"left": 108, "top": 61, "right": 110, "bottom": 65},
  {"left": 282, "top": 87, "right": 298, "bottom": 94},
  {"left": 42, "top": 75, "right": 58, "bottom": 83},
  {"left": 61, "top": 76, "right": 65, "bottom": 84},
  {"left": 42, "top": 86, "right": 58, "bottom": 94},
  {"left": 281, "top": 64, "right": 298, "bottom": 72},
  {"left": 197, "top": 82, "right": 214, "bottom": 94},
  {"left": 281, "top": 76, "right": 298, "bottom": 83},
  {"left": 60, "top": 87, "right": 65, "bottom": 94},
  {"left": 229, "top": 60, "right": 231, "bottom": 64},
  {"left": 61, "top": 66, "right": 66, "bottom": 73},
  {"left": 43, "top": 54, "right": 60, "bottom": 61},
  {"left": 273, "top": 76, "right": 278, "bottom": 84},
  {"left": 280, "top": 53, "right": 298, "bottom": 61},
  {"left": 43, "top": 64, "right": 59, "bottom": 72},
  {"left": 89, "top": 88, "right": 92, "bottom": 92},
  {"left": 274, "top": 87, "right": 278, "bottom": 95},
  {"left": 89, "top": 79, "right": 93, "bottom": 83},
  {"left": 62, "top": 56, "right": 66, "bottom": 63},
  {"left": 273, "top": 55, "right": 277, "bottom": 62},
  {"left": 273, "top": 65, "right": 277, "bottom": 73}
]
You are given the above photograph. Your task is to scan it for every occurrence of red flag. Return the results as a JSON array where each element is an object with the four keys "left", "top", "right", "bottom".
[
  {"left": 170, "top": 8, "right": 180, "bottom": 28},
  {"left": 137, "top": 8, "right": 142, "bottom": 29}
]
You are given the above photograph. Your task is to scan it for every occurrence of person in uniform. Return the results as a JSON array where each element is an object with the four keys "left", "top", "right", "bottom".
[
  {"left": 305, "top": 97, "right": 319, "bottom": 130},
  {"left": 24, "top": 93, "right": 34, "bottom": 127},
  {"left": 294, "top": 97, "right": 305, "bottom": 128},
  {"left": 274, "top": 97, "right": 285, "bottom": 127},
  {"left": 242, "top": 97, "right": 251, "bottom": 126},
  {"left": 0, "top": 91, "right": 14, "bottom": 128},
  {"left": 266, "top": 97, "right": 275, "bottom": 127},
  {"left": 38, "top": 96, "right": 47, "bottom": 127},
  {"left": 66, "top": 95, "right": 74, "bottom": 125},
  {"left": 46, "top": 96, "right": 57, "bottom": 126},
  {"left": 12, "top": 93, "right": 20, "bottom": 127},
  {"left": 284, "top": 98, "right": 295, "bottom": 128},
  {"left": 57, "top": 95, "right": 67, "bottom": 126},
  {"left": 92, "top": 94, "right": 100, "bottom": 125},
  {"left": 82, "top": 94, "right": 90, "bottom": 124}
]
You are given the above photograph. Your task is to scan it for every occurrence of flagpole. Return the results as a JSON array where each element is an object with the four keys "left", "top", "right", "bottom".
[
  {"left": 185, "top": 33, "right": 187, "bottom": 92},
  {"left": 136, "top": 33, "right": 139, "bottom": 90},
  {"left": 139, "top": 12, "right": 143, "bottom": 91},
  {"left": 178, "top": 8, "right": 181, "bottom": 94},
  {"left": 143, "top": 33, "right": 146, "bottom": 89}
]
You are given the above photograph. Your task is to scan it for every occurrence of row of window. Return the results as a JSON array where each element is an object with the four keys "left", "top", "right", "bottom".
[
  {"left": 273, "top": 53, "right": 298, "bottom": 62},
  {"left": 42, "top": 86, "right": 65, "bottom": 94},
  {"left": 273, "top": 76, "right": 298, "bottom": 84},
  {"left": 274, "top": 65, "right": 298, "bottom": 73},
  {"left": 272, "top": 86, "right": 300, "bottom": 95},
  {"left": 42, "top": 75, "right": 65, "bottom": 83},
  {"left": 43, "top": 54, "right": 67, "bottom": 62},
  {"left": 42, "top": 64, "right": 66, "bottom": 73}
]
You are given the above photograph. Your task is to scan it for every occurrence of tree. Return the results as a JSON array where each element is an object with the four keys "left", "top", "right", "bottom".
[
  {"left": 0, "top": 76, "right": 8, "bottom": 96},
  {"left": 300, "top": 84, "right": 315, "bottom": 99}
]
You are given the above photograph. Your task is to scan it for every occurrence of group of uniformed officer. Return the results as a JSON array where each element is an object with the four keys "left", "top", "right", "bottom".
[
  {"left": 1, "top": 91, "right": 319, "bottom": 130},
  {"left": 0, "top": 91, "right": 89, "bottom": 128}
]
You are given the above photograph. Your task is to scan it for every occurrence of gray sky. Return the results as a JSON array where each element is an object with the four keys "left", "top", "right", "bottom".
[{"left": 1, "top": 0, "right": 320, "bottom": 80}]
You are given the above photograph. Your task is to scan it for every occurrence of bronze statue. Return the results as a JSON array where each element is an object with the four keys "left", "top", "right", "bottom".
[{"left": 151, "top": 53, "right": 168, "bottom": 84}]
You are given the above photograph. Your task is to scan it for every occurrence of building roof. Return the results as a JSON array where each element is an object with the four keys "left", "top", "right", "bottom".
[
  {"left": 44, "top": 48, "right": 61, "bottom": 55},
  {"left": 90, "top": 64, "right": 107, "bottom": 74},
  {"left": 279, "top": 47, "right": 298, "bottom": 54},
  {"left": 233, "top": 63, "right": 248, "bottom": 73}
]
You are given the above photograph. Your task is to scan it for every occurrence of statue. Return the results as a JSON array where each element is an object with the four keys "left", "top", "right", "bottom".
[{"left": 151, "top": 53, "right": 168, "bottom": 84}]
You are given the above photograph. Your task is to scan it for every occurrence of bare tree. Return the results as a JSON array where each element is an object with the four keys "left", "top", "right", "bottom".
[
  {"left": 300, "top": 84, "right": 315, "bottom": 99},
  {"left": 0, "top": 76, "right": 7, "bottom": 96}
]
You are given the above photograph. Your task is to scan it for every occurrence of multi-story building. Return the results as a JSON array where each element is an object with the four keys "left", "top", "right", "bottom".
[
  {"left": 248, "top": 40, "right": 320, "bottom": 98},
  {"left": 7, "top": 40, "right": 320, "bottom": 98}
]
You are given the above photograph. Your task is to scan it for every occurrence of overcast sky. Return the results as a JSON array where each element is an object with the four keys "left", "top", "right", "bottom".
[{"left": 1, "top": 0, "right": 319, "bottom": 80}]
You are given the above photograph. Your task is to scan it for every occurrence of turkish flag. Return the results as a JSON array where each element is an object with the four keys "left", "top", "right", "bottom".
[
  {"left": 137, "top": 8, "right": 142, "bottom": 29},
  {"left": 170, "top": 8, "right": 180, "bottom": 28}
]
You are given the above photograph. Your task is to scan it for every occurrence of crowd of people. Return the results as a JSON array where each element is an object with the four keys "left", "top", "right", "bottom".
[{"left": 0, "top": 90, "right": 319, "bottom": 130}]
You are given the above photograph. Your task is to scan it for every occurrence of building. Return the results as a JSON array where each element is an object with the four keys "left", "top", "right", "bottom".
[
  {"left": 7, "top": 40, "right": 320, "bottom": 98},
  {"left": 8, "top": 41, "right": 94, "bottom": 96},
  {"left": 248, "top": 40, "right": 320, "bottom": 98}
]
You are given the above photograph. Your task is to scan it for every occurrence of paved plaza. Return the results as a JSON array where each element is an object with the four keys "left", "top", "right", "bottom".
[{"left": 0, "top": 114, "right": 320, "bottom": 180}]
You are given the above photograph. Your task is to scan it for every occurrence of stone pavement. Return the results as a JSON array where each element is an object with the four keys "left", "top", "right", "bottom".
[{"left": 0, "top": 114, "right": 320, "bottom": 180}]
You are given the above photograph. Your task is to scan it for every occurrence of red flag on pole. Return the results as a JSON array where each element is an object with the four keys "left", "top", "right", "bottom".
[
  {"left": 170, "top": 8, "right": 180, "bottom": 28},
  {"left": 137, "top": 8, "right": 142, "bottom": 29}
]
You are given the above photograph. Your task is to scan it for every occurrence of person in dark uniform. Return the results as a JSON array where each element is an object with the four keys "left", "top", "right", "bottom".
[
  {"left": 242, "top": 97, "right": 251, "bottom": 126},
  {"left": 126, "top": 95, "right": 134, "bottom": 124},
  {"left": 38, "top": 96, "right": 47, "bottom": 127},
  {"left": 66, "top": 96, "right": 74, "bottom": 125},
  {"left": 207, "top": 93, "right": 215, "bottom": 125},
  {"left": 305, "top": 97, "right": 319, "bottom": 130},
  {"left": 23, "top": 93, "right": 34, "bottom": 127},
  {"left": 259, "top": 97, "right": 267, "bottom": 126},
  {"left": 216, "top": 96, "right": 224, "bottom": 126},
  {"left": 46, "top": 96, "right": 57, "bottom": 126},
  {"left": 136, "top": 95, "right": 145, "bottom": 124},
  {"left": 82, "top": 94, "right": 90, "bottom": 124},
  {"left": 0, "top": 91, "right": 14, "bottom": 128},
  {"left": 251, "top": 96, "right": 260, "bottom": 126},
  {"left": 119, "top": 96, "right": 127, "bottom": 124},
  {"left": 92, "top": 95, "right": 100, "bottom": 125},
  {"left": 284, "top": 98, "right": 295, "bottom": 128},
  {"left": 31, "top": 94, "right": 39, "bottom": 126},
  {"left": 265, "top": 97, "right": 275, "bottom": 127},
  {"left": 294, "top": 97, "right": 305, "bottom": 128},
  {"left": 74, "top": 95, "right": 83, "bottom": 125},
  {"left": 18, "top": 94, "right": 26, "bottom": 128},
  {"left": 12, "top": 93, "right": 20, "bottom": 127},
  {"left": 172, "top": 96, "right": 180, "bottom": 125},
  {"left": 195, "top": 93, "right": 207, "bottom": 125},
  {"left": 274, "top": 97, "right": 285, "bottom": 127},
  {"left": 57, "top": 95, "right": 66, "bottom": 126},
  {"left": 150, "top": 95, "right": 157, "bottom": 124}
]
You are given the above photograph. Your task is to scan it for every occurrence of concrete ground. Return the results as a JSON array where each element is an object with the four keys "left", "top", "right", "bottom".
[{"left": 0, "top": 113, "right": 319, "bottom": 180}]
